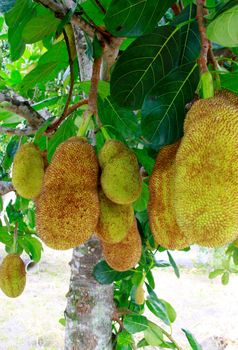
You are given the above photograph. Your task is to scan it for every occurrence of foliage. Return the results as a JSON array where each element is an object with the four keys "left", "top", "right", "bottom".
[{"left": 0, "top": 0, "right": 238, "bottom": 349}]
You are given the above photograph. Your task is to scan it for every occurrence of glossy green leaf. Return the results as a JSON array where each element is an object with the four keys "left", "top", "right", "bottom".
[
  {"left": 133, "top": 182, "right": 149, "bottom": 212},
  {"left": 207, "top": 5, "right": 238, "bottom": 47},
  {"left": 0, "top": 0, "right": 16, "bottom": 13},
  {"left": 233, "top": 249, "right": 238, "bottom": 265},
  {"left": 220, "top": 71, "right": 238, "bottom": 94},
  {"left": 182, "top": 329, "right": 202, "bottom": 350},
  {"left": 144, "top": 321, "right": 163, "bottom": 346},
  {"left": 133, "top": 148, "right": 155, "bottom": 175},
  {"left": 208, "top": 269, "right": 224, "bottom": 279},
  {"left": 167, "top": 251, "right": 180, "bottom": 278},
  {"left": 110, "top": 26, "right": 181, "bottom": 109},
  {"left": 221, "top": 271, "right": 230, "bottom": 285},
  {"left": 123, "top": 314, "right": 148, "bottom": 334},
  {"left": 93, "top": 260, "right": 132, "bottom": 284},
  {"left": 146, "top": 284, "right": 170, "bottom": 325},
  {"left": 116, "top": 330, "right": 134, "bottom": 349},
  {"left": 105, "top": 0, "right": 174, "bottom": 37},
  {"left": 160, "top": 299, "right": 177, "bottom": 323},
  {"left": 18, "top": 235, "right": 42, "bottom": 262}
]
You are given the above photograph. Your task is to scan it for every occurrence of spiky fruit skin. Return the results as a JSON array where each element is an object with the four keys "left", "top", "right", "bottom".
[
  {"left": 102, "top": 220, "right": 142, "bottom": 271},
  {"left": 36, "top": 137, "right": 100, "bottom": 250},
  {"left": 0, "top": 254, "right": 26, "bottom": 298},
  {"left": 100, "top": 144, "right": 142, "bottom": 204},
  {"left": 148, "top": 142, "right": 190, "bottom": 250},
  {"left": 12, "top": 143, "right": 44, "bottom": 199},
  {"left": 98, "top": 140, "right": 127, "bottom": 168},
  {"left": 135, "top": 284, "right": 145, "bottom": 305},
  {"left": 96, "top": 190, "right": 134, "bottom": 244},
  {"left": 175, "top": 91, "right": 238, "bottom": 247}
]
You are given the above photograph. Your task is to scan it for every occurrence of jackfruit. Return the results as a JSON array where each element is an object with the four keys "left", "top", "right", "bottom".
[
  {"left": 0, "top": 254, "right": 26, "bottom": 298},
  {"left": 135, "top": 284, "right": 145, "bottom": 305},
  {"left": 100, "top": 142, "right": 142, "bottom": 204},
  {"left": 102, "top": 220, "right": 142, "bottom": 271},
  {"left": 233, "top": 239, "right": 238, "bottom": 248},
  {"left": 174, "top": 91, "right": 238, "bottom": 247},
  {"left": 148, "top": 142, "right": 190, "bottom": 250},
  {"left": 36, "top": 137, "right": 100, "bottom": 250},
  {"left": 98, "top": 140, "right": 127, "bottom": 168},
  {"left": 96, "top": 190, "right": 134, "bottom": 244},
  {"left": 12, "top": 143, "right": 44, "bottom": 199},
  {"left": 44, "top": 136, "right": 99, "bottom": 190}
]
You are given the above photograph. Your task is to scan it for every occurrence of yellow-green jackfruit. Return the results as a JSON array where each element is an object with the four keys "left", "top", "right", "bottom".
[
  {"left": 96, "top": 190, "right": 134, "bottom": 244},
  {"left": 98, "top": 140, "right": 127, "bottom": 168},
  {"left": 174, "top": 91, "right": 238, "bottom": 247},
  {"left": 102, "top": 220, "right": 142, "bottom": 271},
  {"left": 36, "top": 137, "right": 100, "bottom": 250},
  {"left": 100, "top": 141, "right": 142, "bottom": 204},
  {"left": 135, "top": 284, "right": 145, "bottom": 305},
  {"left": 0, "top": 254, "right": 26, "bottom": 298},
  {"left": 148, "top": 142, "right": 190, "bottom": 250},
  {"left": 12, "top": 143, "right": 44, "bottom": 199}
]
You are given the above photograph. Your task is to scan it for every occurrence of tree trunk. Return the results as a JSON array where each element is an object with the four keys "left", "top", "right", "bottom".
[{"left": 64, "top": 26, "right": 114, "bottom": 350}]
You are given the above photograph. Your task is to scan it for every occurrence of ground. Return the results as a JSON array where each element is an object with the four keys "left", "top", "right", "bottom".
[{"left": 0, "top": 246, "right": 238, "bottom": 350}]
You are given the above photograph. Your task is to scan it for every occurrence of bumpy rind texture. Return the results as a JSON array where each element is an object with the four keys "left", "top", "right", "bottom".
[
  {"left": 12, "top": 143, "right": 44, "bottom": 199},
  {"left": 36, "top": 137, "right": 100, "bottom": 250},
  {"left": 100, "top": 142, "right": 142, "bottom": 204},
  {"left": 98, "top": 140, "right": 127, "bottom": 168},
  {"left": 148, "top": 142, "right": 190, "bottom": 250},
  {"left": 102, "top": 220, "right": 142, "bottom": 271},
  {"left": 175, "top": 91, "right": 238, "bottom": 247},
  {"left": 0, "top": 254, "right": 26, "bottom": 298},
  {"left": 96, "top": 190, "right": 134, "bottom": 244}
]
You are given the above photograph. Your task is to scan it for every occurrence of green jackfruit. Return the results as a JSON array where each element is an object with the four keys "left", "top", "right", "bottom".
[
  {"left": 12, "top": 143, "right": 44, "bottom": 199},
  {"left": 98, "top": 140, "right": 127, "bottom": 168},
  {"left": 0, "top": 254, "right": 26, "bottom": 298},
  {"left": 174, "top": 91, "right": 238, "bottom": 247},
  {"left": 135, "top": 284, "right": 145, "bottom": 305},
  {"left": 96, "top": 190, "right": 134, "bottom": 244},
  {"left": 102, "top": 220, "right": 142, "bottom": 271},
  {"left": 100, "top": 141, "right": 142, "bottom": 204}
]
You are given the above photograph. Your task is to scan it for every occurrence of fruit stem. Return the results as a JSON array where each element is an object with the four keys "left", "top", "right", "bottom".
[
  {"left": 77, "top": 110, "right": 93, "bottom": 137},
  {"left": 12, "top": 222, "right": 18, "bottom": 254},
  {"left": 100, "top": 126, "right": 111, "bottom": 141}
]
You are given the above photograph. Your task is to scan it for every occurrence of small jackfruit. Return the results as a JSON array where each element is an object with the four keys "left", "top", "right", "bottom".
[
  {"left": 36, "top": 137, "right": 100, "bottom": 250},
  {"left": 0, "top": 254, "right": 26, "bottom": 298},
  {"left": 96, "top": 190, "right": 134, "bottom": 244},
  {"left": 135, "top": 284, "right": 145, "bottom": 305},
  {"left": 44, "top": 136, "right": 99, "bottom": 190},
  {"left": 12, "top": 143, "right": 44, "bottom": 199},
  {"left": 148, "top": 142, "right": 190, "bottom": 250},
  {"left": 100, "top": 141, "right": 142, "bottom": 204},
  {"left": 98, "top": 140, "right": 127, "bottom": 168},
  {"left": 102, "top": 220, "right": 142, "bottom": 271},
  {"left": 174, "top": 91, "right": 238, "bottom": 247}
]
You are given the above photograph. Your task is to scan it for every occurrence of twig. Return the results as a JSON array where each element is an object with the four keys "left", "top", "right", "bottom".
[
  {"left": 172, "top": 4, "right": 181, "bottom": 15},
  {"left": 208, "top": 41, "right": 219, "bottom": 70},
  {"left": 0, "top": 126, "right": 37, "bottom": 136},
  {"left": 0, "top": 93, "right": 45, "bottom": 128},
  {"left": 88, "top": 56, "right": 102, "bottom": 115},
  {"left": 94, "top": 0, "right": 106, "bottom": 14},
  {"left": 0, "top": 181, "right": 14, "bottom": 196},
  {"left": 196, "top": 0, "right": 209, "bottom": 73},
  {"left": 160, "top": 327, "right": 183, "bottom": 350}
]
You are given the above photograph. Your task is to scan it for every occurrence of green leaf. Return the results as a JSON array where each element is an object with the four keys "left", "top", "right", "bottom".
[
  {"left": 221, "top": 271, "right": 230, "bottom": 285},
  {"left": 141, "top": 62, "right": 199, "bottom": 147},
  {"left": 144, "top": 321, "right": 163, "bottom": 346},
  {"left": 154, "top": 259, "right": 170, "bottom": 268},
  {"left": 146, "top": 270, "right": 155, "bottom": 289},
  {"left": 208, "top": 269, "right": 224, "bottom": 279},
  {"left": 110, "top": 26, "right": 181, "bottom": 109},
  {"left": 159, "top": 299, "right": 177, "bottom": 323},
  {"left": 80, "top": 0, "right": 107, "bottom": 26},
  {"left": 0, "top": 0, "right": 16, "bottom": 13},
  {"left": 133, "top": 182, "right": 149, "bottom": 212},
  {"left": 146, "top": 284, "right": 170, "bottom": 325},
  {"left": 98, "top": 96, "right": 139, "bottom": 140},
  {"left": 22, "top": 12, "right": 60, "bottom": 43},
  {"left": 116, "top": 330, "right": 134, "bottom": 349},
  {"left": 59, "top": 318, "right": 66, "bottom": 327},
  {"left": 47, "top": 117, "right": 77, "bottom": 161},
  {"left": 182, "top": 329, "right": 202, "bottom": 350},
  {"left": 123, "top": 314, "right": 148, "bottom": 334},
  {"left": 0, "top": 197, "right": 3, "bottom": 212},
  {"left": 167, "top": 251, "right": 180, "bottom": 278},
  {"left": 0, "top": 226, "right": 13, "bottom": 245},
  {"left": 220, "top": 72, "right": 238, "bottom": 94},
  {"left": 133, "top": 149, "right": 155, "bottom": 175},
  {"left": 233, "top": 249, "right": 238, "bottom": 265},
  {"left": 93, "top": 260, "right": 132, "bottom": 284},
  {"left": 18, "top": 235, "right": 42, "bottom": 262},
  {"left": 207, "top": 4, "right": 238, "bottom": 47},
  {"left": 80, "top": 80, "right": 110, "bottom": 99},
  {"left": 105, "top": 0, "right": 174, "bottom": 37}
]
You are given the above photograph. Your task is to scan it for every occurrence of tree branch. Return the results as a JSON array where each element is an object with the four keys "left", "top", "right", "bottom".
[
  {"left": 0, "top": 93, "right": 45, "bottom": 128},
  {"left": 0, "top": 181, "right": 14, "bottom": 196},
  {"left": 88, "top": 56, "right": 102, "bottom": 115},
  {"left": 94, "top": 0, "right": 106, "bottom": 14},
  {"left": 196, "top": 0, "right": 209, "bottom": 73},
  {"left": 0, "top": 126, "right": 37, "bottom": 136}
]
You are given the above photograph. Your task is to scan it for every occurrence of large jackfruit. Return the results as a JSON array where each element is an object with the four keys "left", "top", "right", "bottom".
[
  {"left": 148, "top": 142, "right": 190, "bottom": 250},
  {"left": 0, "top": 254, "right": 26, "bottom": 298},
  {"left": 96, "top": 190, "right": 134, "bottom": 244},
  {"left": 102, "top": 220, "right": 142, "bottom": 271},
  {"left": 100, "top": 141, "right": 142, "bottom": 204},
  {"left": 12, "top": 143, "right": 44, "bottom": 199},
  {"left": 36, "top": 137, "right": 100, "bottom": 250},
  {"left": 174, "top": 91, "right": 238, "bottom": 247},
  {"left": 98, "top": 140, "right": 127, "bottom": 168}
]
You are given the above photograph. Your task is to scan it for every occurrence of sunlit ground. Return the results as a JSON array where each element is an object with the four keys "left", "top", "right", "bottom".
[{"left": 0, "top": 246, "right": 237, "bottom": 350}]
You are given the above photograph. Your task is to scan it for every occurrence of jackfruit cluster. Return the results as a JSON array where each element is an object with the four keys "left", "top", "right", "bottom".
[
  {"left": 12, "top": 143, "right": 44, "bottom": 199},
  {"left": 174, "top": 91, "right": 238, "bottom": 247},
  {"left": 148, "top": 142, "right": 189, "bottom": 250},
  {"left": 36, "top": 137, "right": 100, "bottom": 250},
  {"left": 0, "top": 254, "right": 26, "bottom": 298}
]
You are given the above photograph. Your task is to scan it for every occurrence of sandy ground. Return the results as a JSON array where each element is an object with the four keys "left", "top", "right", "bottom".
[{"left": 0, "top": 247, "right": 238, "bottom": 350}]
